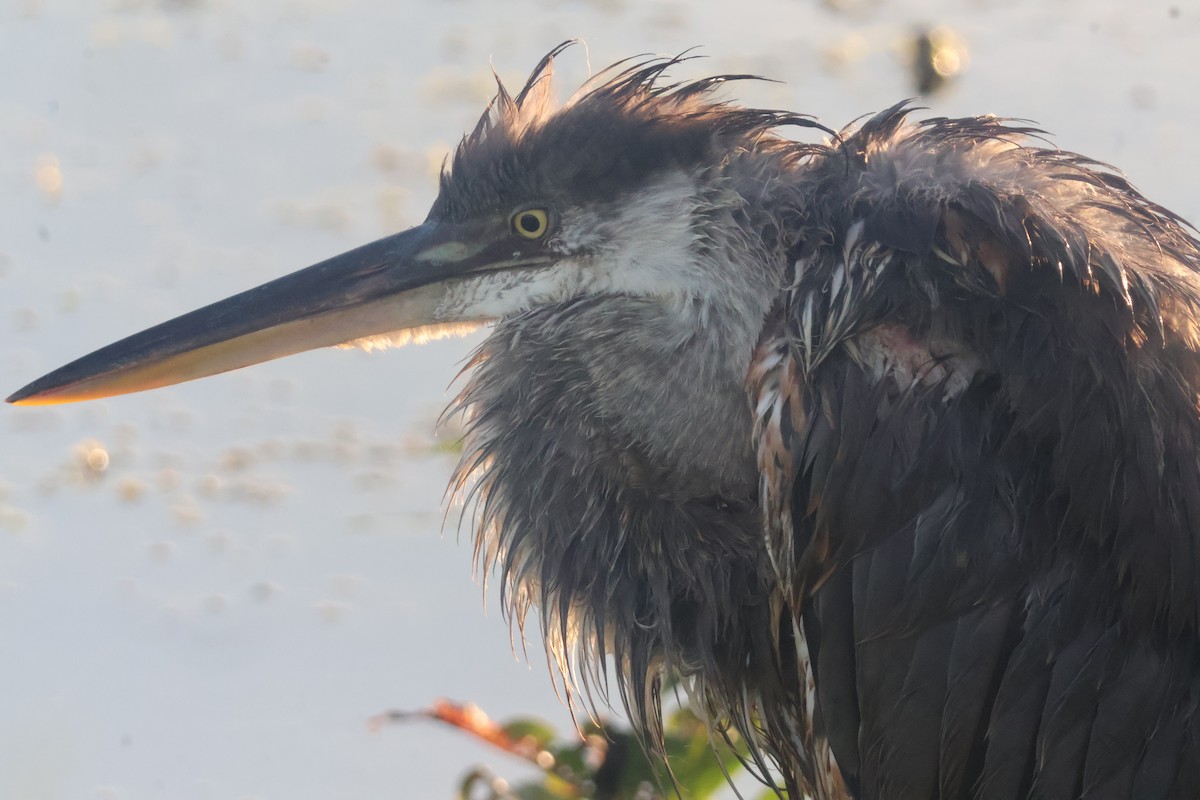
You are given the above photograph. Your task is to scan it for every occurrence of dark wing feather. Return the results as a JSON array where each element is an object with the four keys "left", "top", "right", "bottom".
[
  {"left": 750, "top": 106, "right": 1200, "bottom": 799},
  {"left": 938, "top": 601, "right": 1018, "bottom": 798}
]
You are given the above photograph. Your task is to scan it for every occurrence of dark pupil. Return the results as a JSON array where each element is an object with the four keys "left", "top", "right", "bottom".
[{"left": 519, "top": 214, "right": 541, "bottom": 233}]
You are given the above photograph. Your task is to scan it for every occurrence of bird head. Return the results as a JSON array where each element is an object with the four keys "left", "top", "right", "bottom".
[{"left": 7, "top": 44, "right": 818, "bottom": 407}]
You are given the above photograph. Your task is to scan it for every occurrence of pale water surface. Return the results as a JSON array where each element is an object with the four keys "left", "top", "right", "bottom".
[{"left": 1, "top": 1, "right": 1197, "bottom": 798}]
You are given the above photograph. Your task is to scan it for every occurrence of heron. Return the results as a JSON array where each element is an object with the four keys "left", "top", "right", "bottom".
[{"left": 8, "top": 43, "right": 1200, "bottom": 799}]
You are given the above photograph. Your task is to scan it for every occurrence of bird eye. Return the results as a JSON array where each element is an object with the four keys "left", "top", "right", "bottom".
[{"left": 511, "top": 208, "right": 549, "bottom": 240}]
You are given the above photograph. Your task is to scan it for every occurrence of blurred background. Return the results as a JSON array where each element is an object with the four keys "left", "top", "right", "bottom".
[{"left": 1, "top": 0, "right": 1196, "bottom": 798}]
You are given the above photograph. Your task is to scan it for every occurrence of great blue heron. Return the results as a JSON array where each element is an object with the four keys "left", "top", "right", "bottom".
[{"left": 9, "top": 43, "right": 1200, "bottom": 799}]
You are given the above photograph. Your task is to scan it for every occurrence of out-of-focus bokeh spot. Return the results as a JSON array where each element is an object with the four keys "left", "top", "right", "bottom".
[
  {"left": 12, "top": 308, "right": 39, "bottom": 331},
  {"left": 912, "top": 26, "right": 969, "bottom": 95},
  {"left": 74, "top": 439, "right": 110, "bottom": 479},
  {"left": 289, "top": 42, "right": 331, "bottom": 72},
  {"left": 116, "top": 476, "right": 147, "bottom": 503},
  {"left": 34, "top": 153, "right": 63, "bottom": 203},
  {"left": 249, "top": 580, "right": 281, "bottom": 602},
  {"left": 0, "top": 505, "right": 30, "bottom": 535}
]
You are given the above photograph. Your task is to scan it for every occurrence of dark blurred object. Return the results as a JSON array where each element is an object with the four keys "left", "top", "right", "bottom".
[{"left": 913, "top": 26, "right": 968, "bottom": 94}]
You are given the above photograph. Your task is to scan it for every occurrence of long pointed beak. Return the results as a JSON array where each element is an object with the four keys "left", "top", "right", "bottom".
[{"left": 7, "top": 221, "right": 534, "bottom": 406}]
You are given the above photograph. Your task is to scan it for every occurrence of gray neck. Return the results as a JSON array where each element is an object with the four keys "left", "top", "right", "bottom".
[
  {"left": 448, "top": 172, "right": 795, "bottom": 737},
  {"left": 485, "top": 172, "right": 788, "bottom": 500},
  {"left": 506, "top": 291, "right": 764, "bottom": 500}
]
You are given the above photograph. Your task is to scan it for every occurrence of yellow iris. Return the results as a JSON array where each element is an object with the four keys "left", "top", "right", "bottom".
[{"left": 512, "top": 208, "right": 549, "bottom": 239}]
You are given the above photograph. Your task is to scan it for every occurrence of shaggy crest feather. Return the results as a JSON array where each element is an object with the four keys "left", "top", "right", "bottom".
[{"left": 431, "top": 44, "right": 830, "bottom": 223}]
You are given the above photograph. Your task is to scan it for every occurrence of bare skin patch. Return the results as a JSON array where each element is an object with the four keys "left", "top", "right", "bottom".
[{"left": 849, "top": 323, "right": 979, "bottom": 398}]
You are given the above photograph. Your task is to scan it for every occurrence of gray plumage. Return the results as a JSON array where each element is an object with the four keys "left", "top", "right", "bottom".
[
  {"left": 442, "top": 47, "right": 1200, "bottom": 799},
  {"left": 11, "top": 42, "right": 1200, "bottom": 800}
]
